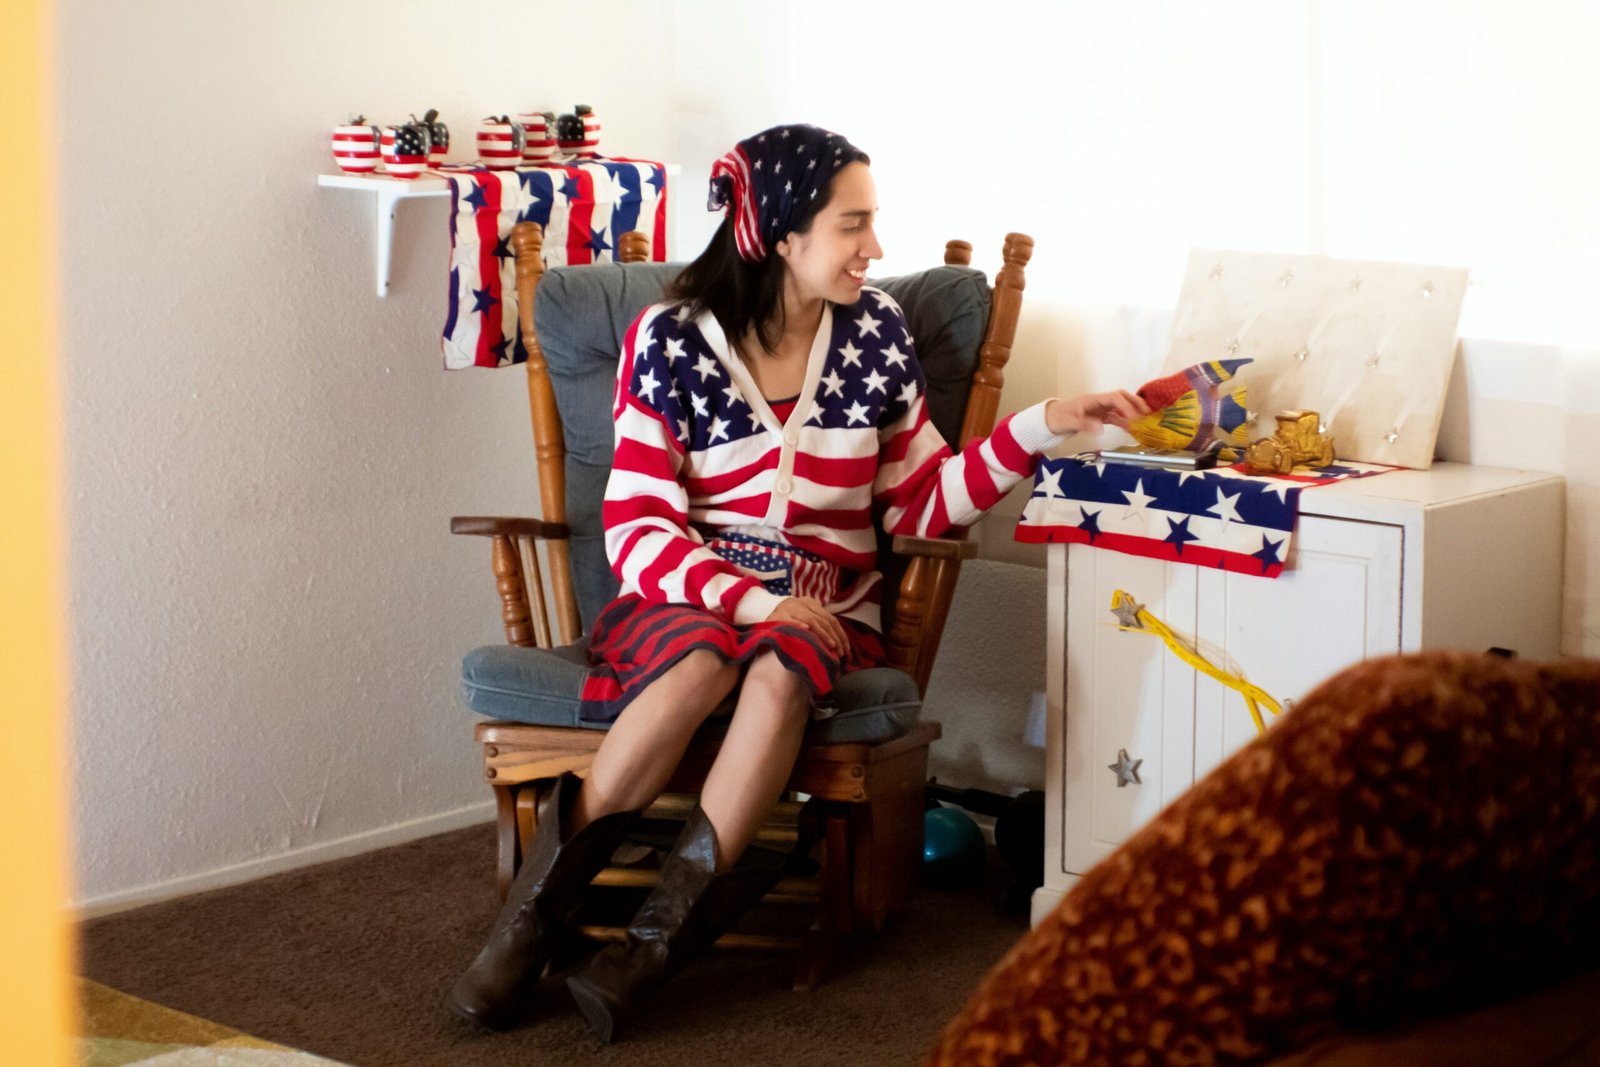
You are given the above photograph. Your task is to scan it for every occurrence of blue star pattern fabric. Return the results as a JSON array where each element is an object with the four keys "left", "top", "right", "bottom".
[
  {"left": 1015, "top": 455, "right": 1394, "bottom": 577},
  {"left": 624, "top": 291, "right": 924, "bottom": 460},
  {"left": 708, "top": 532, "right": 798, "bottom": 595},
  {"left": 439, "top": 157, "right": 667, "bottom": 369}
]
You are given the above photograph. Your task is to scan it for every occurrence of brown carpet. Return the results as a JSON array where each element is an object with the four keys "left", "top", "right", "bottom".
[{"left": 79, "top": 822, "right": 1028, "bottom": 1066}]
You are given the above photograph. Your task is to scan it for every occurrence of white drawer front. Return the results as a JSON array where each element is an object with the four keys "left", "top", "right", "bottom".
[{"left": 1193, "top": 515, "right": 1403, "bottom": 780}]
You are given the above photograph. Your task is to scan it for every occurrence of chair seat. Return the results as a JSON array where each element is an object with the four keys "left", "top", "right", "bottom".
[{"left": 462, "top": 643, "right": 923, "bottom": 745}]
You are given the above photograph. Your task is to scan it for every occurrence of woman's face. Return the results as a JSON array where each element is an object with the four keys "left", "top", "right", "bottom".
[{"left": 775, "top": 162, "right": 883, "bottom": 308}]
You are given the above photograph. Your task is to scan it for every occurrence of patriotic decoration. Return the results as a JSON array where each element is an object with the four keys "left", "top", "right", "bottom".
[
  {"left": 706, "top": 531, "right": 839, "bottom": 603},
  {"left": 379, "top": 123, "right": 429, "bottom": 179},
  {"left": 555, "top": 105, "right": 600, "bottom": 158},
  {"left": 603, "top": 290, "right": 1061, "bottom": 632},
  {"left": 330, "top": 120, "right": 381, "bottom": 173},
  {"left": 517, "top": 111, "right": 555, "bottom": 164},
  {"left": 580, "top": 109, "right": 600, "bottom": 157},
  {"left": 440, "top": 158, "right": 667, "bottom": 369},
  {"left": 1128, "top": 357, "right": 1253, "bottom": 452},
  {"left": 1015, "top": 455, "right": 1395, "bottom": 578},
  {"left": 474, "top": 117, "right": 523, "bottom": 169},
  {"left": 420, "top": 109, "right": 449, "bottom": 166},
  {"left": 708, "top": 124, "right": 867, "bottom": 263}
]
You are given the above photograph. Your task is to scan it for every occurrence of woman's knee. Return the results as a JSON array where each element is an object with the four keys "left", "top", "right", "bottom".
[
  {"left": 738, "top": 654, "right": 811, "bottom": 715},
  {"left": 664, "top": 649, "right": 740, "bottom": 701}
]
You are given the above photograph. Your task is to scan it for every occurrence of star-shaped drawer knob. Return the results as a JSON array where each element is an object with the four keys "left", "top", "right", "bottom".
[{"left": 1108, "top": 748, "right": 1143, "bottom": 788}]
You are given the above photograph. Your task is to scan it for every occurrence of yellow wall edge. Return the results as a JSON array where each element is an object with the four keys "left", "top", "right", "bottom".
[{"left": 0, "top": 0, "right": 75, "bottom": 1062}]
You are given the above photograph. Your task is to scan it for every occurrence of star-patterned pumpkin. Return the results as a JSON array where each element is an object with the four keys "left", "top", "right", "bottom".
[
  {"left": 421, "top": 109, "right": 448, "bottom": 166},
  {"left": 379, "top": 122, "right": 430, "bottom": 179}
]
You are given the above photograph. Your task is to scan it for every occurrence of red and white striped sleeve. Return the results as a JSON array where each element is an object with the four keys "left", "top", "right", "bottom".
[
  {"left": 873, "top": 358, "right": 1062, "bottom": 539},
  {"left": 602, "top": 306, "right": 787, "bottom": 624}
]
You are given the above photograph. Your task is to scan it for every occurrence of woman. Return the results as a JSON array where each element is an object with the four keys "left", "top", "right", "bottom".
[{"left": 448, "top": 123, "right": 1147, "bottom": 1041}]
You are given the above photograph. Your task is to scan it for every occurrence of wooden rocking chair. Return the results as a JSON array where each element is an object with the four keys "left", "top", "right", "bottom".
[{"left": 451, "top": 222, "right": 1033, "bottom": 989}]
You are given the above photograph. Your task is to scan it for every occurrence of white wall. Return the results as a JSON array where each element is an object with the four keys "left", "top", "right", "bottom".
[
  {"left": 58, "top": 0, "right": 675, "bottom": 909},
  {"left": 670, "top": 0, "right": 1599, "bottom": 651},
  {"left": 667, "top": 0, "right": 1599, "bottom": 790},
  {"left": 62, "top": 0, "right": 1600, "bottom": 905}
]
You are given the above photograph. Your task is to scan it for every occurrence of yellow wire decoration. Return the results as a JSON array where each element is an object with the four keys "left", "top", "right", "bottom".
[{"left": 1109, "top": 589, "right": 1282, "bottom": 734}]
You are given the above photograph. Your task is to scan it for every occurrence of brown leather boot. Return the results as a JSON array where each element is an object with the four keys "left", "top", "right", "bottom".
[
  {"left": 447, "top": 772, "right": 638, "bottom": 1029},
  {"left": 565, "top": 804, "right": 782, "bottom": 1043}
]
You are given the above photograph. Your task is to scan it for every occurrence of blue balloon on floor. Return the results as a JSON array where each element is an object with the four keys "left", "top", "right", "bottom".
[{"left": 923, "top": 806, "right": 987, "bottom": 886}]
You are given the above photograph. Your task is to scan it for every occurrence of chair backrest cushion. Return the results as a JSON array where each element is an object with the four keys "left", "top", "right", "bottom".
[{"left": 534, "top": 261, "right": 991, "bottom": 632}]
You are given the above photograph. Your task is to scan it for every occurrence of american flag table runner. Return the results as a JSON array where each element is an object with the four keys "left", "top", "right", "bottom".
[
  {"left": 440, "top": 158, "right": 667, "bottom": 369},
  {"left": 1014, "top": 455, "right": 1393, "bottom": 578}
]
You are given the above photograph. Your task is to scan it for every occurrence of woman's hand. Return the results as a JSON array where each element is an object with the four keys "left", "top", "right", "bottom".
[
  {"left": 767, "top": 596, "right": 849, "bottom": 656},
  {"left": 1045, "top": 390, "right": 1150, "bottom": 437}
]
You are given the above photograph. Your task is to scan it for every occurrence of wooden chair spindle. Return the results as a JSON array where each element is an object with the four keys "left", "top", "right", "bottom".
[
  {"left": 490, "top": 534, "right": 536, "bottom": 648},
  {"left": 513, "top": 222, "right": 584, "bottom": 645},
  {"left": 619, "top": 230, "right": 651, "bottom": 263},
  {"left": 519, "top": 536, "right": 553, "bottom": 649}
]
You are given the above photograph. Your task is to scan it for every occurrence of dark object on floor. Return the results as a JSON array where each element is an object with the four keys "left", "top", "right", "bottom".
[
  {"left": 929, "top": 651, "right": 1600, "bottom": 1066},
  {"left": 991, "top": 790, "right": 1044, "bottom": 914},
  {"left": 926, "top": 782, "right": 1045, "bottom": 912},
  {"left": 922, "top": 807, "right": 987, "bottom": 888}
]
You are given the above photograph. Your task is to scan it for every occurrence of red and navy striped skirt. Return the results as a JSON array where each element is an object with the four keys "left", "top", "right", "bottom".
[{"left": 578, "top": 594, "right": 886, "bottom": 727}]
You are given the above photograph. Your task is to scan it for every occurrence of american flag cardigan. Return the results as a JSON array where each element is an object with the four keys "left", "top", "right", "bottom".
[{"left": 604, "top": 287, "right": 1063, "bottom": 632}]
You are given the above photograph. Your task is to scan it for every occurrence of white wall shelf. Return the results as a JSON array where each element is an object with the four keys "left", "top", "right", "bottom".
[
  {"left": 318, "top": 163, "right": 682, "bottom": 298},
  {"left": 317, "top": 173, "right": 451, "bottom": 298}
]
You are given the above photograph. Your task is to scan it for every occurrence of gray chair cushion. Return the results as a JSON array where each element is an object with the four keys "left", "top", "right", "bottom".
[
  {"left": 533, "top": 260, "right": 990, "bottom": 632},
  {"left": 462, "top": 643, "right": 921, "bottom": 745}
]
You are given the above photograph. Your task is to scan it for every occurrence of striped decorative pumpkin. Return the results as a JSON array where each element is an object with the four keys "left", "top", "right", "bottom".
[
  {"left": 330, "top": 123, "right": 381, "bottom": 174},
  {"left": 476, "top": 118, "right": 524, "bottom": 170},
  {"left": 577, "top": 106, "right": 600, "bottom": 159},
  {"left": 518, "top": 111, "right": 555, "bottom": 164}
]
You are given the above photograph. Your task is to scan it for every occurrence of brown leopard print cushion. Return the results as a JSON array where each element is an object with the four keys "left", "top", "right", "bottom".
[{"left": 928, "top": 650, "right": 1600, "bottom": 1067}]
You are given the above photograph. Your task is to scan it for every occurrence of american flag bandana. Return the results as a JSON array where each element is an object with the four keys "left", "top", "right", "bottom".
[
  {"left": 708, "top": 124, "right": 868, "bottom": 262},
  {"left": 439, "top": 158, "right": 667, "bottom": 369},
  {"left": 1015, "top": 455, "right": 1394, "bottom": 578}
]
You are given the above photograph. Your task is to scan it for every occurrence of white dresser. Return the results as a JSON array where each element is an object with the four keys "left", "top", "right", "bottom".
[{"left": 1032, "top": 463, "right": 1565, "bottom": 925}]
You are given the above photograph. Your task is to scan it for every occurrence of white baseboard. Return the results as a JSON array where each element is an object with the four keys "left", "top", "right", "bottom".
[{"left": 73, "top": 800, "right": 497, "bottom": 920}]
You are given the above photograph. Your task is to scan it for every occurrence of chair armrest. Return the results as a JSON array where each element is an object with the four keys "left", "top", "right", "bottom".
[
  {"left": 885, "top": 534, "right": 978, "bottom": 695},
  {"left": 450, "top": 516, "right": 571, "bottom": 540},
  {"left": 890, "top": 534, "right": 978, "bottom": 561},
  {"left": 452, "top": 516, "right": 575, "bottom": 648}
]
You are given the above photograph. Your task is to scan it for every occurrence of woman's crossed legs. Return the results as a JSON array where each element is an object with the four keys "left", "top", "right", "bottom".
[{"left": 570, "top": 649, "right": 812, "bottom": 870}]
